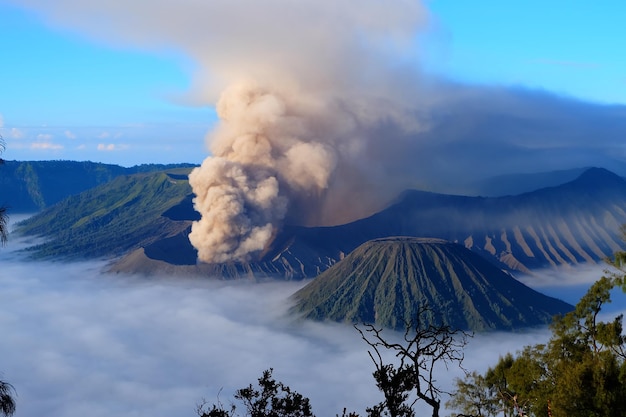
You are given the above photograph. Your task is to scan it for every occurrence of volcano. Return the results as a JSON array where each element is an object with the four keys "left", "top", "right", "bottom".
[
  {"left": 290, "top": 237, "right": 573, "bottom": 331},
  {"left": 17, "top": 167, "right": 626, "bottom": 281}
]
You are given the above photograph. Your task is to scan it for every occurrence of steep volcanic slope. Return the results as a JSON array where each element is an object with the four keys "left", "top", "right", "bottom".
[
  {"left": 290, "top": 237, "right": 574, "bottom": 331},
  {"left": 259, "top": 167, "right": 626, "bottom": 277},
  {"left": 16, "top": 170, "right": 195, "bottom": 259}
]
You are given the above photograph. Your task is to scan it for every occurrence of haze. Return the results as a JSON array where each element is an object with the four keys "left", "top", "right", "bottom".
[{"left": 1, "top": 216, "right": 623, "bottom": 417}]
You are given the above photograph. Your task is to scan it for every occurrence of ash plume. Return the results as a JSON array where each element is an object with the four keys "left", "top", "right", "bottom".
[
  {"left": 179, "top": 1, "right": 430, "bottom": 263},
  {"left": 187, "top": 73, "right": 428, "bottom": 262},
  {"left": 14, "top": 0, "right": 430, "bottom": 263},
  {"left": 11, "top": 0, "right": 626, "bottom": 263}
]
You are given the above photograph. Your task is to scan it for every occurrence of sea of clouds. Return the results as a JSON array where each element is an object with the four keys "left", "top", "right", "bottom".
[{"left": 1, "top": 215, "right": 622, "bottom": 417}]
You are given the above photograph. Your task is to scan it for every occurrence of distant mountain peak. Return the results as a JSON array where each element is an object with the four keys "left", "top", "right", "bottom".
[{"left": 574, "top": 166, "right": 624, "bottom": 184}]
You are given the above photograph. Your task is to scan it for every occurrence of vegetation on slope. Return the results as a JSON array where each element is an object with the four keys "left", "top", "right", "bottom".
[
  {"left": 448, "top": 254, "right": 626, "bottom": 417},
  {"left": 15, "top": 170, "right": 194, "bottom": 259},
  {"left": 291, "top": 237, "right": 573, "bottom": 331},
  {"left": 0, "top": 160, "right": 195, "bottom": 212}
]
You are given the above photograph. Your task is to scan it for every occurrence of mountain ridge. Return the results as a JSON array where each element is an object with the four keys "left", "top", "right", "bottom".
[
  {"left": 16, "top": 170, "right": 194, "bottom": 259},
  {"left": 237, "top": 166, "right": 626, "bottom": 278},
  {"left": 0, "top": 160, "right": 195, "bottom": 212},
  {"left": 14, "top": 166, "right": 626, "bottom": 279}
]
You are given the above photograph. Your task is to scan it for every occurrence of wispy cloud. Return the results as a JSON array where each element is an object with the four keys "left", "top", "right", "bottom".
[
  {"left": 9, "top": 128, "right": 24, "bottom": 140},
  {"left": 28, "top": 132, "right": 64, "bottom": 150},
  {"left": 36, "top": 133, "right": 53, "bottom": 141},
  {"left": 30, "top": 141, "right": 63, "bottom": 150},
  {"left": 97, "top": 143, "right": 129, "bottom": 151}
]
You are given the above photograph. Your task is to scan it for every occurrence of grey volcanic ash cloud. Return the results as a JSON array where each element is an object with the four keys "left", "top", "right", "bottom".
[
  {"left": 174, "top": 0, "right": 433, "bottom": 263},
  {"left": 13, "top": 0, "right": 432, "bottom": 262},
  {"left": 12, "top": 0, "right": 626, "bottom": 264}
]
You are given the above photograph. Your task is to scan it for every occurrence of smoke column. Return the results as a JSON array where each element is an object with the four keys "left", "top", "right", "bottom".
[
  {"left": 11, "top": 0, "right": 431, "bottom": 262},
  {"left": 180, "top": 1, "right": 431, "bottom": 263},
  {"left": 163, "top": 0, "right": 431, "bottom": 263}
]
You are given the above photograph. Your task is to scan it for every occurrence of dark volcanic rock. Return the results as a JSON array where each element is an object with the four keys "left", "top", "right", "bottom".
[
  {"left": 257, "top": 167, "right": 626, "bottom": 278},
  {"left": 290, "top": 237, "right": 574, "bottom": 331}
]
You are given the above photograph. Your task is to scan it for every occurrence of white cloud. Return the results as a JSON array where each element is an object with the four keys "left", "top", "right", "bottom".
[
  {"left": 2, "top": 224, "right": 609, "bottom": 417},
  {"left": 65, "top": 130, "right": 77, "bottom": 139},
  {"left": 36, "top": 133, "right": 53, "bottom": 141},
  {"left": 30, "top": 141, "right": 63, "bottom": 150},
  {"left": 0, "top": 113, "right": 4, "bottom": 128},
  {"left": 29, "top": 132, "right": 63, "bottom": 150},
  {"left": 97, "top": 143, "right": 129, "bottom": 151},
  {"left": 518, "top": 263, "right": 614, "bottom": 288},
  {"left": 10, "top": 128, "right": 24, "bottom": 139}
]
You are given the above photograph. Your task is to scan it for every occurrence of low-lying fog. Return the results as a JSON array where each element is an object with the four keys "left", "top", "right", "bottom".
[{"left": 1, "top": 216, "right": 623, "bottom": 417}]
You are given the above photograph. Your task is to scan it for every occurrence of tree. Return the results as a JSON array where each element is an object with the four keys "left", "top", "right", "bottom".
[
  {"left": 197, "top": 368, "right": 314, "bottom": 417},
  {"left": 541, "top": 272, "right": 626, "bottom": 417},
  {"left": 452, "top": 250, "right": 626, "bottom": 417},
  {"left": 0, "top": 137, "right": 13, "bottom": 417},
  {"left": 356, "top": 305, "right": 472, "bottom": 417},
  {"left": 0, "top": 134, "right": 7, "bottom": 245},
  {"left": 480, "top": 346, "right": 548, "bottom": 417},
  {"left": 0, "top": 380, "right": 16, "bottom": 417},
  {"left": 445, "top": 371, "right": 499, "bottom": 417},
  {"left": 197, "top": 306, "right": 470, "bottom": 417}
]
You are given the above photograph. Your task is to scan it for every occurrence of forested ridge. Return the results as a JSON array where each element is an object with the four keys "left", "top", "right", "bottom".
[
  {"left": 15, "top": 170, "right": 194, "bottom": 259},
  {"left": 0, "top": 160, "right": 194, "bottom": 212}
]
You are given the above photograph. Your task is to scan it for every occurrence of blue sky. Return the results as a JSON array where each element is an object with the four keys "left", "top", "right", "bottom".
[
  {"left": 425, "top": 1, "right": 625, "bottom": 102},
  {"left": 0, "top": 0, "right": 624, "bottom": 167}
]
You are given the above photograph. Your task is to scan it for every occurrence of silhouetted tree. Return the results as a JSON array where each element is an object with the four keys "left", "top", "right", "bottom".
[
  {"left": 0, "top": 135, "right": 7, "bottom": 245},
  {"left": 197, "top": 368, "right": 314, "bottom": 417},
  {"left": 0, "top": 137, "right": 13, "bottom": 417},
  {"left": 0, "top": 380, "right": 16, "bottom": 417},
  {"left": 197, "top": 305, "right": 471, "bottom": 417},
  {"left": 356, "top": 305, "right": 472, "bottom": 417}
]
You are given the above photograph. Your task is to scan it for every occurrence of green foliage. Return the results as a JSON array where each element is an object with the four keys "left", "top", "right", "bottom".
[
  {"left": 450, "top": 251, "right": 626, "bottom": 417},
  {"left": 14, "top": 162, "right": 44, "bottom": 209},
  {"left": 445, "top": 371, "right": 499, "bottom": 417},
  {"left": 0, "top": 160, "right": 194, "bottom": 212},
  {"left": 291, "top": 238, "right": 572, "bottom": 332},
  {"left": 15, "top": 170, "right": 193, "bottom": 259}
]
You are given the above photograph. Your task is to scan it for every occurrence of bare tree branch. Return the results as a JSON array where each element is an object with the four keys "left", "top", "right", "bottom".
[{"left": 356, "top": 305, "right": 472, "bottom": 417}]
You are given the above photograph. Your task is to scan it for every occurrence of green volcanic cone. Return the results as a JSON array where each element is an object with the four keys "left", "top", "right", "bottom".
[{"left": 290, "top": 237, "right": 573, "bottom": 331}]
